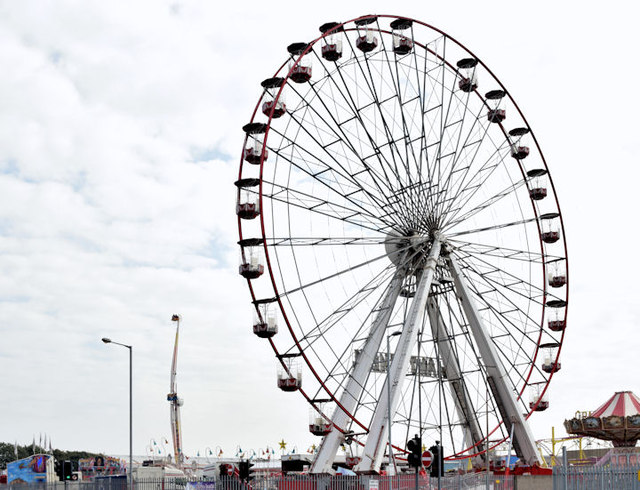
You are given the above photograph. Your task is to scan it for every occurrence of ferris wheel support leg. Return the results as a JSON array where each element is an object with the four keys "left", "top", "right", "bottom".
[
  {"left": 445, "top": 250, "right": 543, "bottom": 466},
  {"left": 310, "top": 267, "right": 406, "bottom": 474},
  {"left": 426, "top": 298, "right": 485, "bottom": 462},
  {"left": 354, "top": 237, "right": 442, "bottom": 474}
]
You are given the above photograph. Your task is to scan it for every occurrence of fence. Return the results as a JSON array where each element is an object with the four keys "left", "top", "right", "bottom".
[
  {"left": 553, "top": 465, "right": 640, "bottom": 490},
  {"left": 4, "top": 474, "right": 515, "bottom": 490}
]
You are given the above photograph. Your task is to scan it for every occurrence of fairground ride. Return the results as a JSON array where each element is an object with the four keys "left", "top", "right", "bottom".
[{"left": 236, "top": 14, "right": 568, "bottom": 474}]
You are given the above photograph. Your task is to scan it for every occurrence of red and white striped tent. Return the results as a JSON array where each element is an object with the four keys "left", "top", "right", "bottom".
[
  {"left": 564, "top": 391, "right": 640, "bottom": 447},
  {"left": 592, "top": 392, "right": 640, "bottom": 418}
]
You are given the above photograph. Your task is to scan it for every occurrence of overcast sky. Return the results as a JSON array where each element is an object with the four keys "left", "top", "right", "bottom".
[{"left": 1, "top": 0, "right": 639, "bottom": 462}]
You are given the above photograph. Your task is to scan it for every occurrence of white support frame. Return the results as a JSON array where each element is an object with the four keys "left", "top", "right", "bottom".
[
  {"left": 426, "top": 297, "right": 485, "bottom": 458},
  {"left": 354, "top": 238, "right": 441, "bottom": 474},
  {"left": 310, "top": 267, "right": 405, "bottom": 473},
  {"left": 446, "top": 251, "right": 542, "bottom": 465}
]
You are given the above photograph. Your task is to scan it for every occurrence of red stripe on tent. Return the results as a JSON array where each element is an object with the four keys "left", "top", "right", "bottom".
[
  {"left": 593, "top": 393, "right": 617, "bottom": 417},
  {"left": 591, "top": 392, "right": 640, "bottom": 418},
  {"left": 612, "top": 393, "right": 626, "bottom": 417}
]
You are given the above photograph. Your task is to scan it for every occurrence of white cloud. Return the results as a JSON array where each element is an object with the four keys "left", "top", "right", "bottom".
[{"left": 1, "top": 0, "right": 639, "bottom": 465}]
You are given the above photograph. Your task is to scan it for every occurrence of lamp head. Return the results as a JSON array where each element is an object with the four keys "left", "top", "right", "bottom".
[
  {"left": 101, "top": 338, "right": 112, "bottom": 344},
  {"left": 171, "top": 315, "right": 180, "bottom": 322}
]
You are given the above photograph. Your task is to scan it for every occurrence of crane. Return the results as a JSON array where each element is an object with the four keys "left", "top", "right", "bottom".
[{"left": 168, "top": 314, "right": 184, "bottom": 467}]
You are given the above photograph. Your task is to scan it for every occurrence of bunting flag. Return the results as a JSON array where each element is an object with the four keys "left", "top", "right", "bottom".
[
  {"left": 197, "top": 451, "right": 200, "bottom": 457},
  {"left": 217, "top": 449, "right": 223, "bottom": 457}
]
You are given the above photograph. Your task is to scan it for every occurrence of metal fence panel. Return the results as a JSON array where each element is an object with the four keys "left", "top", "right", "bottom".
[
  {"left": 553, "top": 465, "right": 640, "bottom": 490},
  {"left": 5, "top": 474, "right": 516, "bottom": 490}
]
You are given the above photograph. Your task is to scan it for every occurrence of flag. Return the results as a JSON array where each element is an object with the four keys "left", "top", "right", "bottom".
[
  {"left": 197, "top": 451, "right": 200, "bottom": 457},
  {"left": 32, "top": 435, "right": 35, "bottom": 455},
  {"left": 14, "top": 441, "right": 18, "bottom": 458}
]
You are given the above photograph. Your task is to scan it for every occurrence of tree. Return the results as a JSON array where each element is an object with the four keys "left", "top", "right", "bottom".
[{"left": 0, "top": 441, "right": 103, "bottom": 471}]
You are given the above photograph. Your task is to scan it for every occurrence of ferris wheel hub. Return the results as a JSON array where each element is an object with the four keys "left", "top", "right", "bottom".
[{"left": 384, "top": 231, "right": 442, "bottom": 269}]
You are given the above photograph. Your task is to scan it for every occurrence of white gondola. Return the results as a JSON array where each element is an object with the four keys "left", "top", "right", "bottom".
[
  {"left": 288, "top": 43, "right": 312, "bottom": 83},
  {"left": 278, "top": 357, "right": 302, "bottom": 392},
  {"left": 509, "top": 127, "right": 530, "bottom": 160},
  {"left": 320, "top": 22, "right": 343, "bottom": 61},
  {"left": 242, "top": 123, "right": 268, "bottom": 165},
  {"left": 527, "top": 169, "right": 548, "bottom": 201},
  {"left": 391, "top": 18, "right": 413, "bottom": 55},
  {"left": 540, "top": 213, "right": 561, "bottom": 244},
  {"left": 541, "top": 342, "right": 561, "bottom": 373},
  {"left": 253, "top": 301, "right": 278, "bottom": 338},
  {"left": 261, "top": 77, "right": 286, "bottom": 118},
  {"left": 529, "top": 383, "right": 549, "bottom": 411},
  {"left": 547, "top": 300, "right": 567, "bottom": 332},
  {"left": 457, "top": 58, "right": 478, "bottom": 92},
  {"left": 309, "top": 403, "right": 332, "bottom": 436},
  {"left": 547, "top": 260, "right": 567, "bottom": 288},
  {"left": 238, "top": 240, "right": 264, "bottom": 279},
  {"left": 236, "top": 188, "right": 260, "bottom": 220},
  {"left": 485, "top": 90, "right": 506, "bottom": 123},
  {"left": 355, "top": 17, "right": 378, "bottom": 53}
]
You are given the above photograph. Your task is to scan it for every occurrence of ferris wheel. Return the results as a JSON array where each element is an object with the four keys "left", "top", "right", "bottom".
[{"left": 235, "top": 15, "right": 568, "bottom": 474}]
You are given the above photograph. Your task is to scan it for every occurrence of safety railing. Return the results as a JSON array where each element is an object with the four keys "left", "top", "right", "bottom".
[
  {"left": 4, "top": 474, "right": 517, "bottom": 490},
  {"left": 553, "top": 464, "right": 640, "bottom": 490}
]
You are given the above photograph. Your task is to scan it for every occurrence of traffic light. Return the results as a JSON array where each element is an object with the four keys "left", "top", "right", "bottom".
[
  {"left": 238, "top": 460, "right": 254, "bottom": 481},
  {"left": 55, "top": 461, "right": 72, "bottom": 480},
  {"left": 428, "top": 442, "right": 443, "bottom": 477},
  {"left": 54, "top": 460, "right": 63, "bottom": 481},
  {"left": 406, "top": 435, "right": 422, "bottom": 468}
]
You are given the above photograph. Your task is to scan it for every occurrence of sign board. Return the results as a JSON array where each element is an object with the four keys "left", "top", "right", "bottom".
[
  {"left": 7, "top": 455, "right": 53, "bottom": 484},
  {"left": 422, "top": 450, "right": 433, "bottom": 468},
  {"left": 368, "top": 478, "right": 379, "bottom": 490}
]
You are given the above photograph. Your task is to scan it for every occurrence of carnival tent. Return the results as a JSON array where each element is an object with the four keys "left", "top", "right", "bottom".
[{"left": 565, "top": 391, "right": 640, "bottom": 447}]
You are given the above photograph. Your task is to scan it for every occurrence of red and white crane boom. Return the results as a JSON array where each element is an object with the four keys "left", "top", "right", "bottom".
[{"left": 168, "top": 314, "right": 184, "bottom": 467}]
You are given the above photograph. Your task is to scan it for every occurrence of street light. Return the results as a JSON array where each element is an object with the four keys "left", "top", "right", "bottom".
[
  {"left": 386, "top": 330, "right": 402, "bottom": 475},
  {"left": 102, "top": 337, "right": 132, "bottom": 490}
]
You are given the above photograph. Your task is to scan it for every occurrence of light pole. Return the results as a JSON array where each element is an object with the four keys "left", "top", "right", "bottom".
[
  {"left": 102, "top": 337, "right": 132, "bottom": 490},
  {"left": 386, "top": 330, "right": 402, "bottom": 475}
]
